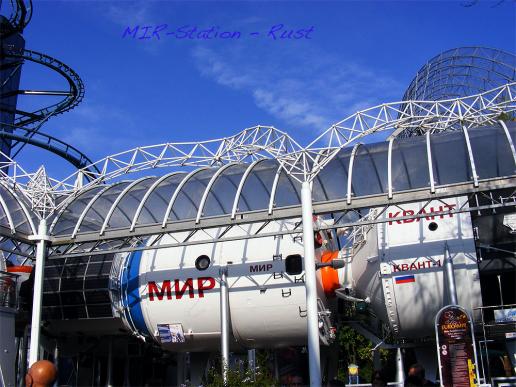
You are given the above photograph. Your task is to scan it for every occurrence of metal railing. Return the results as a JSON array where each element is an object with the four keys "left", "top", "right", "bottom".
[
  {"left": 473, "top": 303, "right": 516, "bottom": 384},
  {"left": 474, "top": 303, "right": 516, "bottom": 334}
]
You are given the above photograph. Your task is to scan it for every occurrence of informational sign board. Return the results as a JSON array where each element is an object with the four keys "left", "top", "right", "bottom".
[
  {"left": 494, "top": 308, "right": 516, "bottom": 323},
  {"left": 157, "top": 323, "right": 186, "bottom": 343},
  {"left": 435, "top": 305, "right": 479, "bottom": 387}
]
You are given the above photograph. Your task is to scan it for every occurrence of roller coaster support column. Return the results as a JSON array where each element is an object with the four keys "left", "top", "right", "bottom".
[
  {"left": 28, "top": 219, "right": 49, "bottom": 366},
  {"left": 301, "top": 181, "right": 322, "bottom": 386}
]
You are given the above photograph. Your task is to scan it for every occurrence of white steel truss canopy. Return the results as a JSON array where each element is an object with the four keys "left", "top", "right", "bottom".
[
  {"left": 1, "top": 82, "right": 514, "bottom": 205},
  {"left": 0, "top": 121, "right": 514, "bottom": 249},
  {"left": 47, "top": 121, "right": 516, "bottom": 241},
  {"left": 0, "top": 180, "right": 36, "bottom": 237},
  {"left": 0, "top": 83, "right": 514, "bottom": 250},
  {"left": 297, "top": 82, "right": 516, "bottom": 181}
]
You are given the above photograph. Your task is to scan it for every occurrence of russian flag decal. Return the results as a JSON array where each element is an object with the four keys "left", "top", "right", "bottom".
[{"left": 395, "top": 275, "right": 415, "bottom": 284}]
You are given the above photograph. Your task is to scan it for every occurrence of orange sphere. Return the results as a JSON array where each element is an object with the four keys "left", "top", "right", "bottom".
[{"left": 25, "top": 360, "right": 57, "bottom": 387}]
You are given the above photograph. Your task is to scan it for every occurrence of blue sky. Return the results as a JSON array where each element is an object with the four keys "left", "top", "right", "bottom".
[{"left": 10, "top": 0, "right": 516, "bottom": 177}]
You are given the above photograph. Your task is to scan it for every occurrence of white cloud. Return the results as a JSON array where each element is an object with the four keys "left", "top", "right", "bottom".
[
  {"left": 104, "top": 1, "right": 153, "bottom": 27},
  {"left": 57, "top": 101, "right": 143, "bottom": 156},
  {"left": 102, "top": 1, "right": 167, "bottom": 55},
  {"left": 191, "top": 44, "right": 402, "bottom": 134}
]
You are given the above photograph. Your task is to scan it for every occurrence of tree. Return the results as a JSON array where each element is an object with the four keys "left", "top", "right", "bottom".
[
  {"left": 205, "top": 352, "right": 278, "bottom": 387},
  {"left": 336, "top": 325, "right": 389, "bottom": 383}
]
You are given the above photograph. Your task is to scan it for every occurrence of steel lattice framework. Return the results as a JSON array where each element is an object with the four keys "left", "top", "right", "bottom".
[
  {"left": 397, "top": 46, "right": 516, "bottom": 137},
  {"left": 402, "top": 47, "right": 515, "bottom": 102},
  {"left": 43, "top": 191, "right": 516, "bottom": 259},
  {"left": 0, "top": 81, "right": 514, "bottom": 221},
  {"left": 285, "top": 82, "right": 516, "bottom": 182},
  {"left": 63, "top": 124, "right": 303, "bottom": 188}
]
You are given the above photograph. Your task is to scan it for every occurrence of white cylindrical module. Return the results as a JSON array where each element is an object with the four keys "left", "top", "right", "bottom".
[
  {"left": 344, "top": 197, "right": 483, "bottom": 340},
  {"left": 119, "top": 220, "right": 326, "bottom": 352}
]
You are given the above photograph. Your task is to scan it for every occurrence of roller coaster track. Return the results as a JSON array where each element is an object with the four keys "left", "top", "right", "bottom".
[
  {"left": 0, "top": 126, "right": 99, "bottom": 172},
  {"left": 0, "top": 0, "right": 32, "bottom": 39},
  {"left": 0, "top": 0, "right": 95, "bottom": 174},
  {"left": 0, "top": 46, "right": 85, "bottom": 128}
]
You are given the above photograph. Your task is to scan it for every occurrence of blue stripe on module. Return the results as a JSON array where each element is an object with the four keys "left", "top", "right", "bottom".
[{"left": 122, "top": 250, "right": 149, "bottom": 337}]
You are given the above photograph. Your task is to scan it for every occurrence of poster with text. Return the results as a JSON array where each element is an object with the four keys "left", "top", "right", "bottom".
[
  {"left": 435, "top": 305, "right": 478, "bottom": 387},
  {"left": 157, "top": 323, "right": 186, "bottom": 344}
]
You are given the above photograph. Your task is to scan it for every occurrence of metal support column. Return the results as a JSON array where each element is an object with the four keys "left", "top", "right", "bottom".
[
  {"left": 29, "top": 219, "right": 49, "bottom": 366},
  {"left": 15, "top": 337, "right": 21, "bottom": 386},
  {"left": 373, "top": 348, "right": 381, "bottom": 370},
  {"left": 248, "top": 349, "right": 256, "bottom": 382},
  {"left": 301, "top": 181, "right": 321, "bottom": 386},
  {"left": 107, "top": 337, "right": 113, "bottom": 387},
  {"left": 497, "top": 275, "right": 504, "bottom": 306},
  {"left": 444, "top": 243, "right": 458, "bottom": 305},
  {"left": 123, "top": 357, "right": 130, "bottom": 387},
  {"left": 53, "top": 343, "right": 59, "bottom": 387},
  {"left": 395, "top": 347, "right": 405, "bottom": 385},
  {"left": 18, "top": 325, "right": 29, "bottom": 387},
  {"left": 95, "top": 357, "right": 101, "bottom": 386},
  {"left": 219, "top": 266, "right": 229, "bottom": 385}
]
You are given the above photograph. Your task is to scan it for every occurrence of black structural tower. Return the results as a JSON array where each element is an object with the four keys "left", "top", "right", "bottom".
[{"left": 0, "top": 0, "right": 98, "bottom": 174}]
